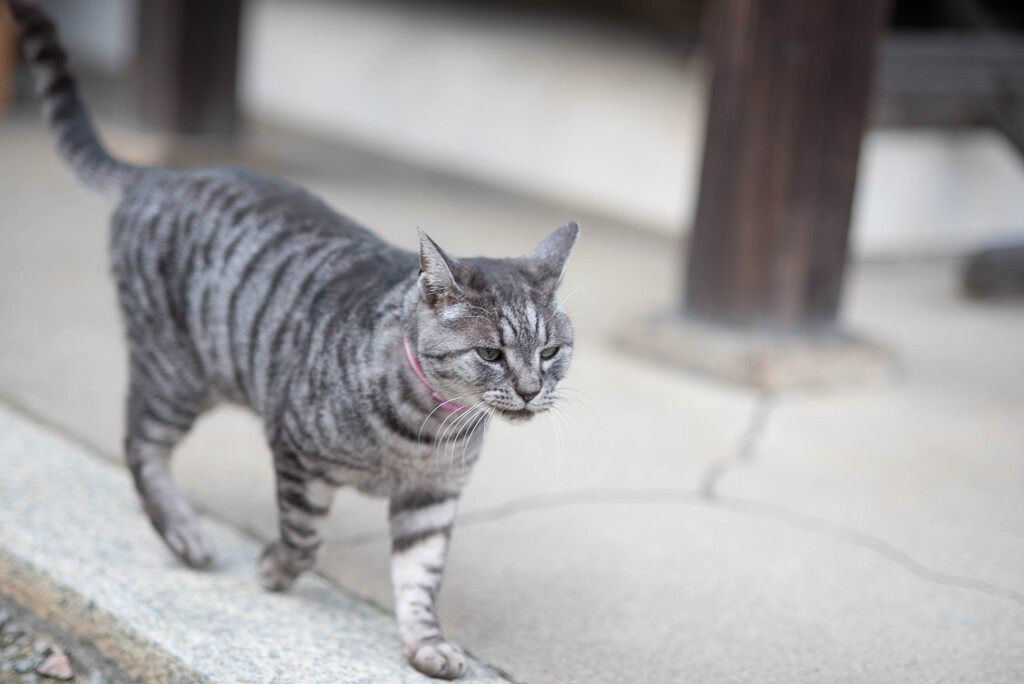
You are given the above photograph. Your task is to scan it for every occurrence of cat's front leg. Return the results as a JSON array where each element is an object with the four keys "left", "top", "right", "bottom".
[{"left": 389, "top": 491, "right": 467, "bottom": 680}]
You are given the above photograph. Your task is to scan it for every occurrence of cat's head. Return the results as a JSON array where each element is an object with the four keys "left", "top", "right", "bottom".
[{"left": 412, "top": 223, "right": 579, "bottom": 421}]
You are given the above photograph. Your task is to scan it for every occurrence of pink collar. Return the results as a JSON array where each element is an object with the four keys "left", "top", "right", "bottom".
[{"left": 402, "top": 335, "right": 469, "bottom": 412}]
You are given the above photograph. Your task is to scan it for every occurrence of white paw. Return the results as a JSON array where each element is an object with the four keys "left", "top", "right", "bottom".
[{"left": 406, "top": 639, "right": 468, "bottom": 680}]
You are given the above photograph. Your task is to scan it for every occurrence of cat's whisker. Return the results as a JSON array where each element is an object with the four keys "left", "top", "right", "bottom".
[
  {"left": 545, "top": 410, "right": 566, "bottom": 500},
  {"left": 557, "top": 397, "right": 598, "bottom": 440},
  {"left": 462, "top": 409, "right": 491, "bottom": 471},
  {"left": 432, "top": 405, "right": 468, "bottom": 471},
  {"left": 557, "top": 401, "right": 586, "bottom": 447},
  {"left": 434, "top": 399, "right": 485, "bottom": 472},
  {"left": 420, "top": 403, "right": 449, "bottom": 445},
  {"left": 564, "top": 411, "right": 587, "bottom": 468},
  {"left": 466, "top": 406, "right": 492, "bottom": 467},
  {"left": 444, "top": 402, "right": 484, "bottom": 473},
  {"left": 454, "top": 405, "right": 490, "bottom": 473},
  {"left": 560, "top": 384, "right": 598, "bottom": 401},
  {"left": 549, "top": 404, "right": 584, "bottom": 477},
  {"left": 419, "top": 393, "right": 474, "bottom": 447},
  {"left": 558, "top": 386, "right": 602, "bottom": 422},
  {"left": 552, "top": 393, "right": 585, "bottom": 430},
  {"left": 431, "top": 404, "right": 469, "bottom": 473},
  {"left": 557, "top": 282, "right": 586, "bottom": 308}
]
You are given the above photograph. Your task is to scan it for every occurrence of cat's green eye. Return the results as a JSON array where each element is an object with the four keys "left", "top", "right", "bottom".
[
  {"left": 540, "top": 346, "right": 559, "bottom": 359},
  {"left": 477, "top": 347, "right": 502, "bottom": 362}
]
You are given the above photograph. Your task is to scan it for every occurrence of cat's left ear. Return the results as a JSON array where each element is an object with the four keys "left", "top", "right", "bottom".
[{"left": 524, "top": 221, "right": 579, "bottom": 296}]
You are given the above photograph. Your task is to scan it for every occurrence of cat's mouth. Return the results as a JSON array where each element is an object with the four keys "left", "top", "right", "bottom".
[{"left": 495, "top": 408, "right": 536, "bottom": 422}]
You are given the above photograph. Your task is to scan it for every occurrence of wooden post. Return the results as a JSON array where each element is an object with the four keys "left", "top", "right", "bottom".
[
  {"left": 135, "top": 0, "right": 242, "bottom": 138},
  {"left": 685, "top": 0, "right": 888, "bottom": 331},
  {"left": 0, "top": 2, "right": 15, "bottom": 114}
]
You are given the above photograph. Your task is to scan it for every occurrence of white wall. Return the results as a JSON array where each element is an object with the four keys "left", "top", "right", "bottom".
[
  {"left": 853, "top": 129, "right": 1024, "bottom": 256},
  {"left": 42, "top": 0, "right": 1024, "bottom": 257},
  {"left": 238, "top": 0, "right": 705, "bottom": 234},
  {"left": 239, "top": 0, "right": 1024, "bottom": 257},
  {"left": 39, "top": 0, "right": 135, "bottom": 76}
]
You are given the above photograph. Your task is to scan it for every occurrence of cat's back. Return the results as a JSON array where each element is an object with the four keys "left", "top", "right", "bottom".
[
  {"left": 110, "top": 164, "right": 408, "bottom": 292},
  {"left": 113, "top": 164, "right": 377, "bottom": 247},
  {"left": 110, "top": 164, "right": 415, "bottom": 407}
]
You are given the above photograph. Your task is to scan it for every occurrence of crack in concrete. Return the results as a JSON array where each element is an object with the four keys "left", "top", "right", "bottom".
[
  {"left": 323, "top": 391, "right": 1024, "bottom": 609},
  {"left": 7, "top": 393, "right": 1022, "bottom": 616},
  {"left": 0, "top": 397, "right": 520, "bottom": 683},
  {"left": 699, "top": 391, "right": 774, "bottom": 497},
  {"left": 329, "top": 487, "right": 1024, "bottom": 609}
]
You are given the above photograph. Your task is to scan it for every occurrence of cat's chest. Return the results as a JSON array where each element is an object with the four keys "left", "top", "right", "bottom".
[
  {"left": 330, "top": 436, "right": 478, "bottom": 496},
  {"left": 320, "top": 401, "right": 484, "bottom": 489}
]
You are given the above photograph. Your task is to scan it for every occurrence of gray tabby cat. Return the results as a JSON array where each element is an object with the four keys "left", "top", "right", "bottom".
[{"left": 8, "top": 1, "right": 578, "bottom": 678}]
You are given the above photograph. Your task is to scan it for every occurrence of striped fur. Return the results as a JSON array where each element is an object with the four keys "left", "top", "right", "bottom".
[
  {"left": 7, "top": 0, "right": 137, "bottom": 196},
  {"left": 10, "top": 2, "right": 578, "bottom": 679}
]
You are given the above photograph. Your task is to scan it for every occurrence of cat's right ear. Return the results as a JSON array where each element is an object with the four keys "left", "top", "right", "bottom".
[{"left": 417, "top": 229, "right": 462, "bottom": 309}]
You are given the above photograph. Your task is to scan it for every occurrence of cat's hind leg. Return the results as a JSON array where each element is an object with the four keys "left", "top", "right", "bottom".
[
  {"left": 259, "top": 448, "right": 336, "bottom": 591},
  {"left": 124, "top": 364, "right": 213, "bottom": 569}
]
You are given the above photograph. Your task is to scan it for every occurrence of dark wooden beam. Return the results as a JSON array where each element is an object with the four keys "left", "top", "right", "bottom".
[
  {"left": 875, "top": 34, "right": 1024, "bottom": 129},
  {"left": 0, "top": 2, "right": 14, "bottom": 113},
  {"left": 134, "top": 0, "right": 242, "bottom": 138},
  {"left": 685, "top": 0, "right": 888, "bottom": 331}
]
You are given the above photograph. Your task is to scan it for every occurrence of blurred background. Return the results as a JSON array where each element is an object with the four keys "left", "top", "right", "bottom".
[
  {"left": 1, "top": 1, "right": 1023, "bottom": 682},
  {"left": 4, "top": 0, "right": 1024, "bottom": 255}
]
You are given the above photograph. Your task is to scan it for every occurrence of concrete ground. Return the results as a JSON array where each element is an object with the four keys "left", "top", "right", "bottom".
[
  {"left": 1, "top": 109, "right": 1023, "bottom": 683},
  {"left": 0, "top": 405, "right": 507, "bottom": 683}
]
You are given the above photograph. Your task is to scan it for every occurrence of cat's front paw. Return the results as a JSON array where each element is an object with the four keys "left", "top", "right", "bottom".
[
  {"left": 405, "top": 639, "right": 468, "bottom": 680},
  {"left": 162, "top": 519, "right": 214, "bottom": 569},
  {"left": 258, "top": 542, "right": 301, "bottom": 592}
]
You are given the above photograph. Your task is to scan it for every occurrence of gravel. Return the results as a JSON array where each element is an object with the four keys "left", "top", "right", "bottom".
[{"left": 0, "top": 596, "right": 137, "bottom": 684}]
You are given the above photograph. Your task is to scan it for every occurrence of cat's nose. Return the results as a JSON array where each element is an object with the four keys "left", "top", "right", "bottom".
[{"left": 517, "top": 388, "right": 539, "bottom": 403}]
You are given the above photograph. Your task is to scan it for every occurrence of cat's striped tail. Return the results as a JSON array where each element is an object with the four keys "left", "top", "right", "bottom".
[{"left": 7, "top": 0, "right": 140, "bottom": 197}]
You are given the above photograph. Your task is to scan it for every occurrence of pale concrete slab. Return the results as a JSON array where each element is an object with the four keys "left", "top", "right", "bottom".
[
  {"left": 0, "top": 116, "right": 124, "bottom": 458},
  {"left": 4, "top": 107, "right": 1024, "bottom": 684},
  {"left": 717, "top": 261, "right": 1024, "bottom": 595},
  {"left": 322, "top": 495, "right": 1024, "bottom": 684},
  {"left": 0, "top": 404, "right": 507, "bottom": 683},
  {"left": 845, "top": 262, "right": 1024, "bottom": 399},
  {"left": 719, "top": 386, "right": 1024, "bottom": 592}
]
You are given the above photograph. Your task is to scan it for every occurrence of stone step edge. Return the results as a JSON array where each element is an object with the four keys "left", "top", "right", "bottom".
[{"left": 0, "top": 403, "right": 509, "bottom": 683}]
